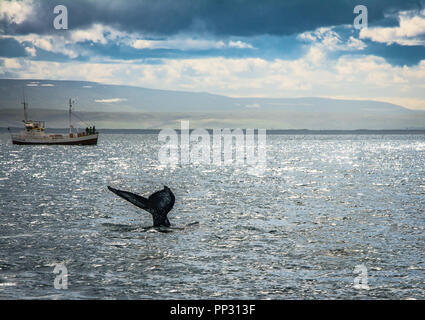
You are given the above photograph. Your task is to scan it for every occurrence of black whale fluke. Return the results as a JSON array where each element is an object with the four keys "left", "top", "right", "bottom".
[{"left": 108, "top": 185, "right": 175, "bottom": 227}]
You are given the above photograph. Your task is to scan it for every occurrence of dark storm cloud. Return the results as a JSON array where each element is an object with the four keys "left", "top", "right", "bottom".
[
  {"left": 2, "top": 0, "right": 424, "bottom": 36},
  {"left": 363, "top": 42, "right": 425, "bottom": 66},
  {"left": 0, "top": 38, "right": 27, "bottom": 57}
]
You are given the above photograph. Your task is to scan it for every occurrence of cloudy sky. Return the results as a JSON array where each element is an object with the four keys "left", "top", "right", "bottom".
[{"left": 1, "top": 0, "right": 425, "bottom": 110}]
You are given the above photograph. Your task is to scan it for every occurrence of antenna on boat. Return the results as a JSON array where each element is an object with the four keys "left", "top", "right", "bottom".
[{"left": 22, "top": 87, "right": 28, "bottom": 122}]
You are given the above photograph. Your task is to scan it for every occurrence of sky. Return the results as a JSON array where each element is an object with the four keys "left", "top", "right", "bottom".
[{"left": 0, "top": 0, "right": 425, "bottom": 110}]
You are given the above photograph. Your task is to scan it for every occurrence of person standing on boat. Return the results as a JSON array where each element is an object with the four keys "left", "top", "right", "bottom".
[
  {"left": 85, "top": 127, "right": 89, "bottom": 135},
  {"left": 93, "top": 125, "right": 96, "bottom": 134}
]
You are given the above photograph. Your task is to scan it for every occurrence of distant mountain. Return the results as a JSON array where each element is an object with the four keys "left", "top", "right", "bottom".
[
  {"left": 0, "top": 79, "right": 424, "bottom": 129},
  {"left": 0, "top": 78, "right": 411, "bottom": 113}
]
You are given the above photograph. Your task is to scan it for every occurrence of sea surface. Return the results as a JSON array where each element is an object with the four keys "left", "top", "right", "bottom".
[{"left": 0, "top": 133, "right": 424, "bottom": 299}]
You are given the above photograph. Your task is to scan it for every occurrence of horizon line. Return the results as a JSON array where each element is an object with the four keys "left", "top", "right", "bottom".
[{"left": 3, "top": 127, "right": 425, "bottom": 134}]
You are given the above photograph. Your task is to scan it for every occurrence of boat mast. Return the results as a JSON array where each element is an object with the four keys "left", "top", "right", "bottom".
[
  {"left": 22, "top": 88, "right": 28, "bottom": 122},
  {"left": 69, "top": 98, "right": 72, "bottom": 134}
]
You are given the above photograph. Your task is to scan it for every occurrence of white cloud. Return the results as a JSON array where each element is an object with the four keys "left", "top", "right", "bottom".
[
  {"left": 360, "top": 10, "right": 425, "bottom": 46},
  {"left": 2, "top": 53, "right": 425, "bottom": 110},
  {"left": 69, "top": 24, "right": 128, "bottom": 45},
  {"left": 305, "top": 46, "right": 326, "bottom": 64},
  {"left": 346, "top": 36, "right": 367, "bottom": 50},
  {"left": 95, "top": 98, "right": 128, "bottom": 103},
  {"left": 245, "top": 103, "right": 261, "bottom": 108},
  {"left": 1, "top": 23, "right": 124, "bottom": 59},
  {"left": 0, "top": 0, "right": 34, "bottom": 24},
  {"left": 131, "top": 38, "right": 252, "bottom": 50},
  {"left": 2, "top": 20, "right": 255, "bottom": 63},
  {"left": 3, "top": 34, "right": 79, "bottom": 58},
  {"left": 3, "top": 58, "right": 22, "bottom": 69},
  {"left": 228, "top": 40, "right": 254, "bottom": 49},
  {"left": 298, "top": 27, "right": 366, "bottom": 52},
  {"left": 24, "top": 46, "right": 36, "bottom": 57},
  {"left": 43, "top": 22, "right": 254, "bottom": 52},
  {"left": 70, "top": 24, "right": 109, "bottom": 45}
]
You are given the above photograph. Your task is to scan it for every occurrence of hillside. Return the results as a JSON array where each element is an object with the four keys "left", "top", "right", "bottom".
[{"left": 0, "top": 79, "right": 424, "bottom": 129}]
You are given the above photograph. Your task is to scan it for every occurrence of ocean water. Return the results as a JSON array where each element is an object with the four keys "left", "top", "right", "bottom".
[{"left": 0, "top": 133, "right": 424, "bottom": 299}]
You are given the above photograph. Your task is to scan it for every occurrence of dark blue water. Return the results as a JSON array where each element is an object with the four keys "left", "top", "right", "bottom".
[{"left": 0, "top": 134, "right": 424, "bottom": 299}]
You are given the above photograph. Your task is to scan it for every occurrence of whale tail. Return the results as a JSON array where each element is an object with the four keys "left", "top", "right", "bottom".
[
  {"left": 108, "top": 185, "right": 175, "bottom": 227},
  {"left": 107, "top": 186, "right": 150, "bottom": 212}
]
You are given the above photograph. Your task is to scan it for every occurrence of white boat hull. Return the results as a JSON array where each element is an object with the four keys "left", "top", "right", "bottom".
[{"left": 11, "top": 133, "right": 98, "bottom": 145}]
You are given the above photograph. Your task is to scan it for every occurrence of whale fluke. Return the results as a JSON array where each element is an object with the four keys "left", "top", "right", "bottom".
[{"left": 108, "top": 185, "right": 175, "bottom": 227}]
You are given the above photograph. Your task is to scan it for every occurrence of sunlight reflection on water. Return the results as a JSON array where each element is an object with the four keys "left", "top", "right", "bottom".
[{"left": 0, "top": 133, "right": 424, "bottom": 299}]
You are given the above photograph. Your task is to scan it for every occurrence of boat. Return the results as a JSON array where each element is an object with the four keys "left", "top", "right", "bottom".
[{"left": 10, "top": 94, "right": 98, "bottom": 145}]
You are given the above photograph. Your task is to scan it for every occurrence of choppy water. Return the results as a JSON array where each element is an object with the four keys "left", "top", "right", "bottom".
[{"left": 0, "top": 133, "right": 424, "bottom": 299}]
